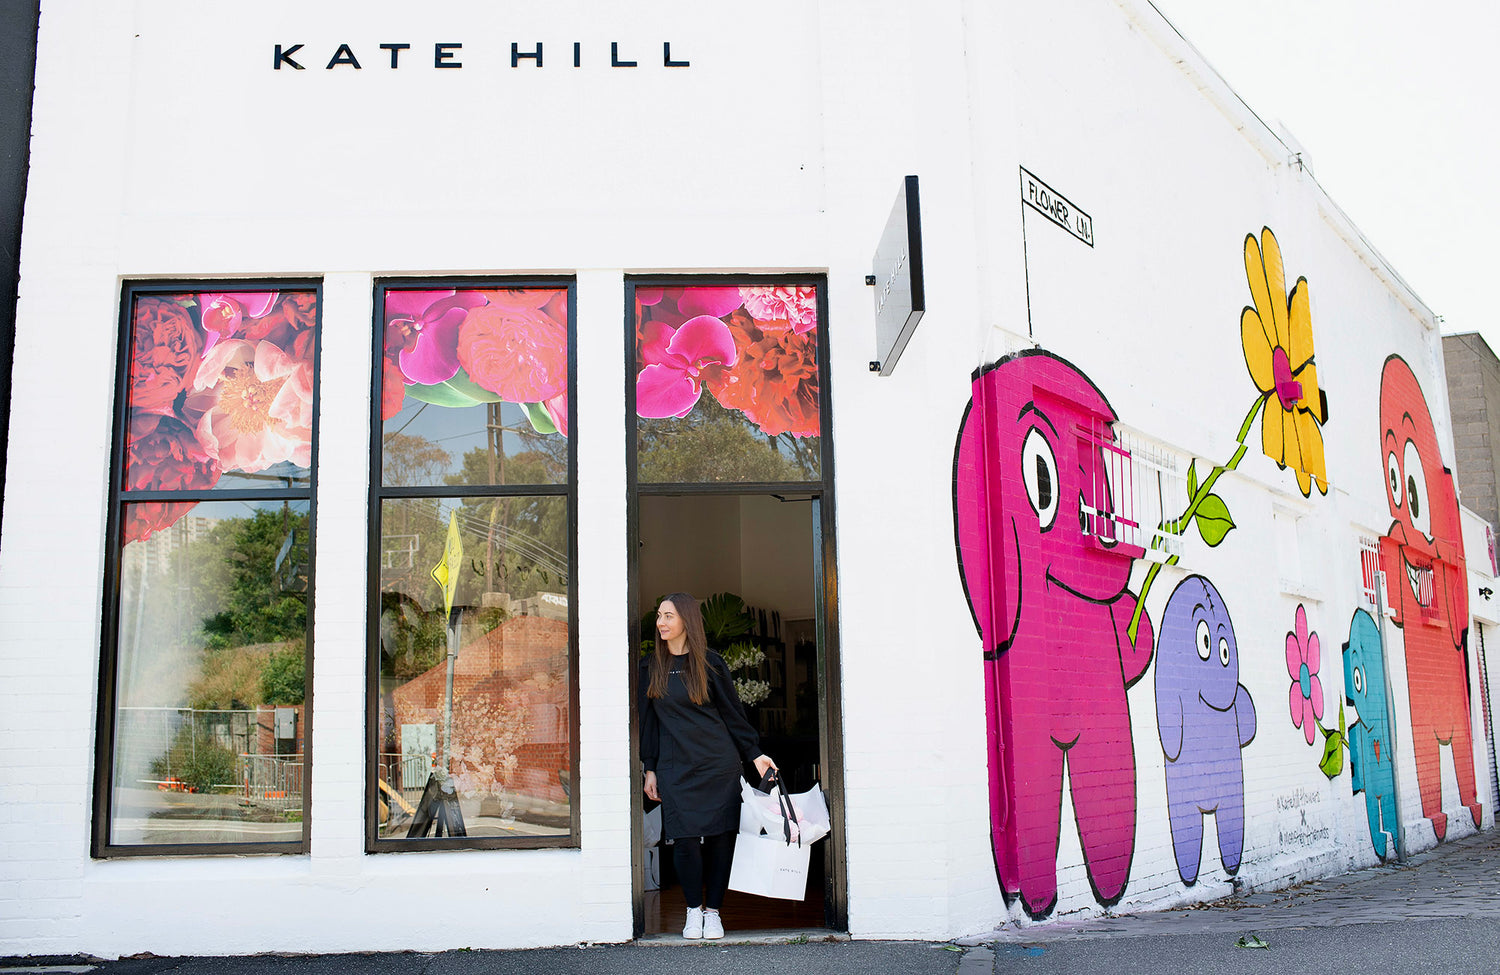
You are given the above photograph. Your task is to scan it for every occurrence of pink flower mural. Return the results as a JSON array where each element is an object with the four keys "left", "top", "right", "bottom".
[
  {"left": 635, "top": 315, "right": 739, "bottom": 418},
  {"left": 1285, "top": 604, "right": 1324, "bottom": 746}
]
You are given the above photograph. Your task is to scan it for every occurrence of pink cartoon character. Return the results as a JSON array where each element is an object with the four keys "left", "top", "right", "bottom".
[
  {"left": 1378, "top": 355, "right": 1482, "bottom": 839},
  {"left": 953, "top": 350, "right": 1155, "bottom": 917}
]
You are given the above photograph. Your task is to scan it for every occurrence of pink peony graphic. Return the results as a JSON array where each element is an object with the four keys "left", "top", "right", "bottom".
[
  {"left": 455, "top": 304, "right": 568, "bottom": 403},
  {"left": 385, "top": 290, "right": 487, "bottom": 385},
  {"left": 740, "top": 286, "right": 817, "bottom": 334},
  {"left": 191, "top": 339, "right": 314, "bottom": 473},
  {"left": 635, "top": 315, "right": 738, "bottom": 418},
  {"left": 1286, "top": 604, "right": 1324, "bottom": 745}
]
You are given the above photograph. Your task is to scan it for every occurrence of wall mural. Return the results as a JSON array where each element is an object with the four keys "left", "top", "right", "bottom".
[
  {"left": 953, "top": 350, "right": 1154, "bottom": 918},
  {"left": 1155, "top": 575, "right": 1256, "bottom": 886},
  {"left": 1342, "top": 609, "right": 1398, "bottom": 858},
  {"left": 952, "top": 223, "right": 1489, "bottom": 915},
  {"left": 1378, "top": 354, "right": 1482, "bottom": 839}
]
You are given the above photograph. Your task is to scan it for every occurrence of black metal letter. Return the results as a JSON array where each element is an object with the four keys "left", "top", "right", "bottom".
[
  {"left": 512, "top": 42, "right": 543, "bottom": 67},
  {"left": 573, "top": 42, "right": 581, "bottom": 67},
  {"left": 380, "top": 43, "right": 410, "bottom": 69},
  {"left": 434, "top": 43, "right": 463, "bottom": 68},
  {"left": 274, "top": 44, "right": 305, "bottom": 70},
  {"left": 326, "top": 44, "right": 361, "bottom": 70},
  {"left": 663, "top": 42, "right": 689, "bottom": 67},
  {"left": 611, "top": 42, "right": 636, "bottom": 67}
]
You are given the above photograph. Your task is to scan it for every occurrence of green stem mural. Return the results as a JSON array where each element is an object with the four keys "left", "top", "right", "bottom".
[{"left": 1128, "top": 395, "right": 1266, "bottom": 643}]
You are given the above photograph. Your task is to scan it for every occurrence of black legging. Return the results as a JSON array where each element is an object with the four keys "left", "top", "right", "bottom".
[{"left": 673, "top": 830, "right": 737, "bottom": 909}]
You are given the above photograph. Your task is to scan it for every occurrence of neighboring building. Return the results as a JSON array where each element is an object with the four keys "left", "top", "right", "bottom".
[
  {"left": 2, "top": 0, "right": 1497, "bottom": 959},
  {"left": 1444, "top": 332, "right": 1500, "bottom": 537}
]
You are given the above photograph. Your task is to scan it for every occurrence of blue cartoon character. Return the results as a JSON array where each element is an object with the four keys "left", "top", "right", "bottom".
[
  {"left": 1343, "top": 608, "right": 1398, "bottom": 859},
  {"left": 1155, "top": 575, "right": 1257, "bottom": 885}
]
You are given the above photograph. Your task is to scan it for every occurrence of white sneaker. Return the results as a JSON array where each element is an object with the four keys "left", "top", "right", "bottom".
[
  {"left": 683, "top": 906, "right": 703, "bottom": 939},
  {"left": 702, "top": 909, "right": 724, "bottom": 940}
]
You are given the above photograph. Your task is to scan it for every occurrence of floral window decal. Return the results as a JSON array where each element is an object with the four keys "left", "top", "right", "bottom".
[
  {"left": 633, "top": 284, "right": 823, "bottom": 483},
  {"left": 122, "top": 289, "right": 319, "bottom": 541}
]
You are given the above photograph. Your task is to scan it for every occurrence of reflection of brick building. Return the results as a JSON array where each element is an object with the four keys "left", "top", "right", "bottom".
[
  {"left": 393, "top": 614, "right": 569, "bottom": 802},
  {"left": 254, "top": 704, "right": 305, "bottom": 755}
]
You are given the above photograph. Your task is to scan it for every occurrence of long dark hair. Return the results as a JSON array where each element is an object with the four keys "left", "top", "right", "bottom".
[{"left": 647, "top": 592, "right": 710, "bottom": 705}]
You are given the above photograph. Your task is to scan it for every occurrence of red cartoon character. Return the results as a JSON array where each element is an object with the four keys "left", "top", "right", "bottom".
[{"left": 1378, "top": 355, "right": 1482, "bottom": 839}]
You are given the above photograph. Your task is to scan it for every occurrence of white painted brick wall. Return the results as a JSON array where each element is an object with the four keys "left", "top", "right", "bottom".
[{"left": 1, "top": 0, "right": 1490, "bottom": 956}]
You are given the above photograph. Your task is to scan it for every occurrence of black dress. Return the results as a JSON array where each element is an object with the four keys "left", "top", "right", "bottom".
[{"left": 640, "top": 651, "right": 763, "bottom": 840}]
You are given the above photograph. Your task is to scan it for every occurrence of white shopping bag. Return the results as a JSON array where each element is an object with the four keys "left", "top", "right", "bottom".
[
  {"left": 727, "top": 832, "right": 812, "bottom": 900},
  {"left": 740, "top": 777, "right": 832, "bottom": 846},
  {"left": 643, "top": 806, "right": 662, "bottom": 847}
]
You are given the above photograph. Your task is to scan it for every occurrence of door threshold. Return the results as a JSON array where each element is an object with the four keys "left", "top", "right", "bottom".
[{"left": 637, "top": 928, "right": 849, "bottom": 946}]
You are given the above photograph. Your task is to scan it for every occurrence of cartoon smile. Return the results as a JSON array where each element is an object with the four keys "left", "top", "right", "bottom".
[
  {"left": 1198, "top": 690, "right": 1237, "bottom": 713},
  {"left": 1403, "top": 553, "right": 1434, "bottom": 608},
  {"left": 1045, "top": 568, "right": 1124, "bottom": 605}
]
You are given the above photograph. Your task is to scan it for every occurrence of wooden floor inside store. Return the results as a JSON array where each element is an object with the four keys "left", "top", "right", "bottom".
[{"left": 644, "top": 882, "right": 826, "bottom": 936}]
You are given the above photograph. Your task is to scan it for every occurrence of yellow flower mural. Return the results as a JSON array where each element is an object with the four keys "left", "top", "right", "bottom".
[{"left": 1241, "top": 228, "right": 1328, "bottom": 496}]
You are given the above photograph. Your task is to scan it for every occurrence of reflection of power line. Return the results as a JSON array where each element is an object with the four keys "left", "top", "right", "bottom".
[{"left": 385, "top": 498, "right": 568, "bottom": 579}]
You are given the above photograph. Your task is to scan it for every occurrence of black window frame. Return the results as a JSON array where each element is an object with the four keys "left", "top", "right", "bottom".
[
  {"left": 365, "top": 275, "right": 581, "bottom": 852},
  {"left": 93, "top": 278, "right": 324, "bottom": 858}
]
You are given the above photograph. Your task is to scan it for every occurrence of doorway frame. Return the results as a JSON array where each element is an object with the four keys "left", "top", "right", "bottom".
[{"left": 623, "top": 274, "right": 847, "bottom": 935}]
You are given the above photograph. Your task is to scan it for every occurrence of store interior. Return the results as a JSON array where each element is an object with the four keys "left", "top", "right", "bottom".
[{"left": 636, "top": 493, "right": 829, "bottom": 934}]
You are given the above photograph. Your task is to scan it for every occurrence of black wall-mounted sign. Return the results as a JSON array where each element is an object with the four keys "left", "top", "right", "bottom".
[
  {"left": 1019, "top": 167, "right": 1093, "bottom": 247},
  {"left": 868, "top": 175, "right": 925, "bottom": 377}
]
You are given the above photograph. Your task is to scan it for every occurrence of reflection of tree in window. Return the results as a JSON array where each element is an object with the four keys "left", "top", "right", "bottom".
[{"left": 638, "top": 397, "right": 819, "bottom": 482}]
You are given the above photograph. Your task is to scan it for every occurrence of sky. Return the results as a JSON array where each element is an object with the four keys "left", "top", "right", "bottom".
[{"left": 1150, "top": 1, "right": 1500, "bottom": 352}]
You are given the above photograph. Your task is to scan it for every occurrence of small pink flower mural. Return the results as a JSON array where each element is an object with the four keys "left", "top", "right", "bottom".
[
  {"left": 120, "top": 289, "right": 320, "bottom": 543},
  {"left": 1286, "top": 604, "right": 1324, "bottom": 745},
  {"left": 635, "top": 315, "right": 739, "bottom": 418}
]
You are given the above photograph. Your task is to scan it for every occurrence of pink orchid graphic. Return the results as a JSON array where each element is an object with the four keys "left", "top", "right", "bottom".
[
  {"left": 385, "top": 290, "right": 487, "bottom": 386},
  {"left": 635, "top": 315, "right": 738, "bottom": 418},
  {"left": 1286, "top": 604, "right": 1324, "bottom": 745}
]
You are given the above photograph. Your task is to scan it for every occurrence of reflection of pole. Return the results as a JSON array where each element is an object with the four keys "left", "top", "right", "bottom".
[
  {"left": 1374, "top": 567, "right": 1407, "bottom": 863},
  {"left": 441, "top": 607, "right": 459, "bottom": 778}
]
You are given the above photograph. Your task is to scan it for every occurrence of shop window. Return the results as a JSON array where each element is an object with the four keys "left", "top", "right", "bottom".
[
  {"left": 371, "top": 280, "right": 576, "bottom": 849},
  {"left": 95, "top": 283, "right": 320, "bottom": 856},
  {"left": 631, "top": 282, "right": 824, "bottom": 484}
]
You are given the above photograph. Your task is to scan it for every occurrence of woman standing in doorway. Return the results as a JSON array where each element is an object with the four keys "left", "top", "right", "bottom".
[{"left": 641, "top": 592, "right": 776, "bottom": 940}]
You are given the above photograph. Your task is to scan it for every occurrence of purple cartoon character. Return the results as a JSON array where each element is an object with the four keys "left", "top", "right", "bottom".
[
  {"left": 954, "top": 350, "right": 1155, "bottom": 917},
  {"left": 1154, "top": 575, "right": 1256, "bottom": 886}
]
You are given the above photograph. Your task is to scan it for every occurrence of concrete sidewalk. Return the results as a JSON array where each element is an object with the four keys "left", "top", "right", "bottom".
[{"left": 5, "top": 827, "right": 1498, "bottom": 975}]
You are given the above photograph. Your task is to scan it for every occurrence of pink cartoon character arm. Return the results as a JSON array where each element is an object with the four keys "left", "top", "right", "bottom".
[{"left": 1112, "top": 590, "right": 1154, "bottom": 687}]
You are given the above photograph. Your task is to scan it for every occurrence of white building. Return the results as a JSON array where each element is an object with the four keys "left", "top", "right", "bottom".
[{"left": 2, "top": 0, "right": 1496, "bottom": 957}]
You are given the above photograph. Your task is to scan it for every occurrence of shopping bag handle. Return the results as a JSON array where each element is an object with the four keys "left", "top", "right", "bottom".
[{"left": 760, "top": 768, "right": 800, "bottom": 846}]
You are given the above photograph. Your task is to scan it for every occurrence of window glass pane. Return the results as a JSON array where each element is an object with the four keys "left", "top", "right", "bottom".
[
  {"left": 123, "top": 290, "right": 318, "bottom": 492},
  {"left": 109, "top": 499, "right": 310, "bottom": 846},
  {"left": 380, "top": 287, "right": 569, "bottom": 487},
  {"left": 376, "top": 496, "right": 570, "bottom": 840},
  {"left": 634, "top": 285, "right": 821, "bottom": 483}
]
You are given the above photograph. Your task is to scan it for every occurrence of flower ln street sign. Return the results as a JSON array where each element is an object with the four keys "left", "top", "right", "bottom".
[{"left": 1020, "top": 167, "right": 1094, "bottom": 247}]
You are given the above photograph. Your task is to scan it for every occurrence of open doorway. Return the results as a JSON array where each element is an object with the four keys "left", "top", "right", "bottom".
[{"left": 634, "top": 492, "right": 836, "bottom": 935}]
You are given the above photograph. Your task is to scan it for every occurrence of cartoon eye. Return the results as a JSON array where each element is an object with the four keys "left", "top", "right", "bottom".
[
  {"left": 1196, "top": 620, "right": 1211, "bottom": 660},
  {"left": 1387, "top": 452, "right": 1403, "bottom": 509},
  {"left": 1021, "top": 428, "right": 1059, "bottom": 530},
  {"left": 1219, "top": 637, "right": 1230, "bottom": 667},
  {"left": 1404, "top": 440, "right": 1430, "bottom": 537},
  {"left": 1353, "top": 667, "right": 1364, "bottom": 695}
]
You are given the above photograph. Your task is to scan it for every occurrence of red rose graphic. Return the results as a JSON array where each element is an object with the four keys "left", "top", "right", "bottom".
[
  {"left": 456, "top": 304, "right": 568, "bottom": 403},
  {"left": 129, "top": 297, "right": 203, "bottom": 412},
  {"left": 121, "top": 412, "right": 220, "bottom": 542}
]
